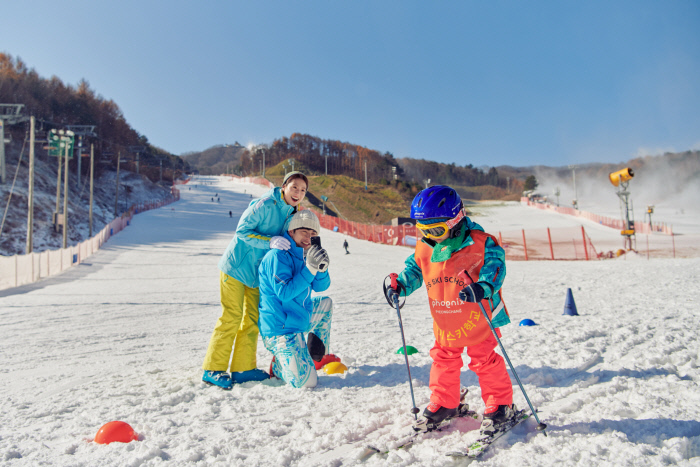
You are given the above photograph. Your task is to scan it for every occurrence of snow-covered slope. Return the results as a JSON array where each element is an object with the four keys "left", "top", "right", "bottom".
[{"left": 0, "top": 177, "right": 698, "bottom": 466}]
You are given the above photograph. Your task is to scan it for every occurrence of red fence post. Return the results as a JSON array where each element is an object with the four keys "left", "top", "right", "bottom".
[
  {"left": 581, "top": 226, "right": 589, "bottom": 261},
  {"left": 522, "top": 229, "right": 529, "bottom": 261},
  {"left": 547, "top": 227, "right": 554, "bottom": 260}
]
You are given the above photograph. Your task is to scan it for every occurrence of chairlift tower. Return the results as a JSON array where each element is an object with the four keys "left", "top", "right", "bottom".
[
  {"left": 609, "top": 168, "right": 636, "bottom": 251},
  {"left": 0, "top": 104, "right": 27, "bottom": 184},
  {"left": 129, "top": 146, "right": 147, "bottom": 174},
  {"left": 66, "top": 125, "right": 97, "bottom": 188}
]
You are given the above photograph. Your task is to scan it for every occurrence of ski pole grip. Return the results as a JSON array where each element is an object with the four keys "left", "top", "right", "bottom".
[
  {"left": 390, "top": 273, "right": 398, "bottom": 290},
  {"left": 457, "top": 270, "right": 473, "bottom": 285}
]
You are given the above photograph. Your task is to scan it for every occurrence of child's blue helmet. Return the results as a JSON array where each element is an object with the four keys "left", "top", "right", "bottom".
[{"left": 410, "top": 185, "right": 462, "bottom": 221}]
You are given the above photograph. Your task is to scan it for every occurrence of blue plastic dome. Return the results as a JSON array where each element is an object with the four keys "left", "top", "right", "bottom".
[{"left": 519, "top": 319, "right": 537, "bottom": 326}]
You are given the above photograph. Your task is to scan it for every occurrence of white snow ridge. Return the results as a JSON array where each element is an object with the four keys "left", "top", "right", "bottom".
[{"left": 1, "top": 176, "right": 699, "bottom": 466}]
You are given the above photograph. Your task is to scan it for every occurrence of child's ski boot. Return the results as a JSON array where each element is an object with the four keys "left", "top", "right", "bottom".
[{"left": 480, "top": 403, "right": 518, "bottom": 436}]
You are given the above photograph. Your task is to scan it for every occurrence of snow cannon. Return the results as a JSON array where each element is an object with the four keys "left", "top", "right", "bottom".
[
  {"left": 608, "top": 167, "right": 634, "bottom": 187},
  {"left": 94, "top": 421, "right": 138, "bottom": 444},
  {"left": 396, "top": 345, "right": 419, "bottom": 355},
  {"left": 519, "top": 319, "right": 537, "bottom": 326},
  {"left": 324, "top": 362, "right": 348, "bottom": 375},
  {"left": 563, "top": 288, "right": 579, "bottom": 316}
]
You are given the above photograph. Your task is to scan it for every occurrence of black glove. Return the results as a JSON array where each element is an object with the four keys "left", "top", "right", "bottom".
[
  {"left": 383, "top": 277, "right": 405, "bottom": 307},
  {"left": 459, "top": 282, "right": 486, "bottom": 303}
]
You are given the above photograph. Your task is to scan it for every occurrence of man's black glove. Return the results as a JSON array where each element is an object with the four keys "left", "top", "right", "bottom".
[{"left": 459, "top": 282, "right": 486, "bottom": 303}]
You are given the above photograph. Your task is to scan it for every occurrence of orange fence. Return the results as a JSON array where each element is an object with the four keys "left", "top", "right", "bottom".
[
  {"left": 498, "top": 226, "right": 597, "bottom": 261},
  {"left": 521, "top": 197, "right": 673, "bottom": 235},
  {"left": 0, "top": 189, "right": 180, "bottom": 291},
  {"left": 227, "top": 176, "right": 600, "bottom": 261}
]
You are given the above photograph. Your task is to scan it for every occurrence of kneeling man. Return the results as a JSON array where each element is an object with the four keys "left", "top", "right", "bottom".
[{"left": 258, "top": 210, "right": 341, "bottom": 388}]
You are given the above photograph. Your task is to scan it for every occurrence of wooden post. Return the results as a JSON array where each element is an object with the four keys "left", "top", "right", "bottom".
[
  {"left": 672, "top": 233, "right": 676, "bottom": 258},
  {"left": 581, "top": 226, "right": 589, "bottom": 261},
  {"left": 55, "top": 138, "right": 62, "bottom": 231},
  {"left": 115, "top": 152, "right": 120, "bottom": 217},
  {"left": 89, "top": 144, "right": 94, "bottom": 237},
  {"left": 547, "top": 227, "right": 554, "bottom": 260},
  {"left": 26, "top": 116, "right": 35, "bottom": 254},
  {"left": 646, "top": 235, "right": 650, "bottom": 260},
  {"left": 62, "top": 140, "right": 69, "bottom": 249},
  {"left": 522, "top": 229, "right": 528, "bottom": 261}
]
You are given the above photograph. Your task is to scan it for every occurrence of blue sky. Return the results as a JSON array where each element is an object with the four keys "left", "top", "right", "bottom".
[{"left": 1, "top": 1, "right": 699, "bottom": 167}]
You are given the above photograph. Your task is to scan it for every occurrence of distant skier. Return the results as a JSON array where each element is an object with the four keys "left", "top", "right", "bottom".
[
  {"left": 343, "top": 239, "right": 349, "bottom": 254},
  {"left": 229, "top": 211, "right": 232, "bottom": 218},
  {"left": 201, "top": 172, "right": 310, "bottom": 389},
  {"left": 258, "top": 210, "right": 340, "bottom": 388},
  {"left": 383, "top": 186, "right": 515, "bottom": 435}
]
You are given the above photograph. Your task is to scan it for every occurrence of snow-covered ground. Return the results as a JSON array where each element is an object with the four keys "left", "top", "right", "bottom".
[{"left": 1, "top": 176, "right": 699, "bottom": 466}]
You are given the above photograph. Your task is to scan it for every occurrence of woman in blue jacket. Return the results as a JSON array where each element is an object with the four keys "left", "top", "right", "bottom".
[
  {"left": 202, "top": 172, "right": 308, "bottom": 389},
  {"left": 258, "top": 210, "right": 340, "bottom": 389}
]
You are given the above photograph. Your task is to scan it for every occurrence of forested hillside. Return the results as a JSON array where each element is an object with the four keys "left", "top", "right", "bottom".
[
  {"left": 0, "top": 53, "right": 189, "bottom": 183},
  {"left": 183, "top": 133, "right": 523, "bottom": 200}
]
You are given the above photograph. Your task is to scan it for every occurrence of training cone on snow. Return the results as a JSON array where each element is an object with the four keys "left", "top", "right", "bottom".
[
  {"left": 94, "top": 421, "right": 138, "bottom": 445},
  {"left": 396, "top": 345, "right": 419, "bottom": 355},
  {"left": 563, "top": 288, "right": 579, "bottom": 316},
  {"left": 519, "top": 319, "right": 537, "bottom": 326},
  {"left": 324, "top": 362, "right": 348, "bottom": 375}
]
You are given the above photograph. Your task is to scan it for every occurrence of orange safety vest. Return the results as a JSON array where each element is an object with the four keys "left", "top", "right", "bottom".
[{"left": 414, "top": 230, "right": 508, "bottom": 348}]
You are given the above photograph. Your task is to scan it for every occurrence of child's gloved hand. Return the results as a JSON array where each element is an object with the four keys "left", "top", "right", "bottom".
[
  {"left": 383, "top": 276, "right": 405, "bottom": 307},
  {"left": 459, "top": 283, "right": 486, "bottom": 303}
]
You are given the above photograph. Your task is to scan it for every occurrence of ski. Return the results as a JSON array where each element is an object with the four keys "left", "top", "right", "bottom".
[
  {"left": 366, "top": 403, "right": 478, "bottom": 454},
  {"left": 445, "top": 409, "right": 529, "bottom": 458}
]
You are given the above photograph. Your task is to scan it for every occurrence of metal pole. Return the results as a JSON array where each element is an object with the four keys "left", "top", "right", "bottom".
[
  {"left": 478, "top": 299, "right": 547, "bottom": 435},
  {"left": 26, "top": 117, "right": 35, "bottom": 254},
  {"left": 457, "top": 270, "right": 546, "bottom": 434},
  {"left": 62, "top": 138, "right": 69, "bottom": 249},
  {"left": 393, "top": 294, "right": 419, "bottom": 420},
  {"left": 89, "top": 144, "right": 94, "bottom": 237},
  {"left": 262, "top": 149, "right": 265, "bottom": 178}
]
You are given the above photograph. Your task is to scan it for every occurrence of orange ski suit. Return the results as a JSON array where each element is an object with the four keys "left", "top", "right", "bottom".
[{"left": 403, "top": 229, "right": 513, "bottom": 410}]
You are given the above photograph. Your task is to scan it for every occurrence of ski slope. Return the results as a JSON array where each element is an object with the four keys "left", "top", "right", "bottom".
[{"left": 1, "top": 176, "right": 699, "bottom": 466}]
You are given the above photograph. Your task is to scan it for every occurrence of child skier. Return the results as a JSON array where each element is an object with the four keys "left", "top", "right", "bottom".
[
  {"left": 258, "top": 210, "right": 341, "bottom": 388},
  {"left": 384, "top": 185, "right": 515, "bottom": 435}
]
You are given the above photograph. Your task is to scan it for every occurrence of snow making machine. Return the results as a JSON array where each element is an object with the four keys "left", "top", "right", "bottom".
[{"left": 609, "top": 167, "right": 635, "bottom": 251}]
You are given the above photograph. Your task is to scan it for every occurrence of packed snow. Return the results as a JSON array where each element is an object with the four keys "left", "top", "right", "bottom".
[{"left": 1, "top": 176, "right": 699, "bottom": 466}]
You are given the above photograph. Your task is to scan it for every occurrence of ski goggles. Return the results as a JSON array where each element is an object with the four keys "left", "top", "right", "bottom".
[{"left": 415, "top": 210, "right": 465, "bottom": 240}]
